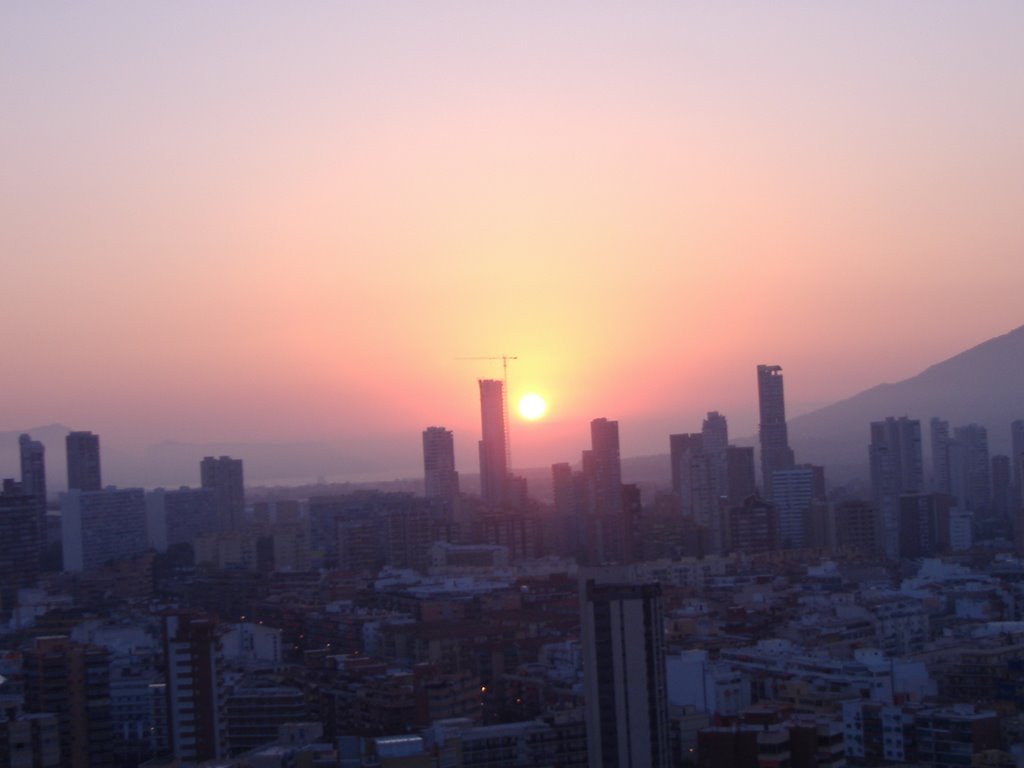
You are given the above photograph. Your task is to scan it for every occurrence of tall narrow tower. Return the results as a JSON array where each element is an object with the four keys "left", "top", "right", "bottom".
[
  {"left": 422, "top": 426, "right": 459, "bottom": 509},
  {"left": 19, "top": 433, "right": 47, "bottom": 541},
  {"left": 478, "top": 379, "right": 508, "bottom": 509},
  {"left": 66, "top": 431, "right": 101, "bottom": 492},
  {"left": 757, "top": 365, "right": 795, "bottom": 499}
]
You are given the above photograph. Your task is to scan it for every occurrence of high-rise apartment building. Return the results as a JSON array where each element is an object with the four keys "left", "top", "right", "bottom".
[
  {"left": 162, "top": 612, "right": 227, "bottom": 761},
  {"left": 19, "top": 433, "right": 47, "bottom": 540},
  {"left": 670, "top": 433, "right": 718, "bottom": 552},
  {"left": 581, "top": 572, "right": 670, "bottom": 768},
  {"left": 422, "top": 427, "right": 459, "bottom": 509},
  {"left": 23, "top": 636, "right": 114, "bottom": 768},
  {"left": 61, "top": 488, "right": 148, "bottom": 572},
  {"left": 726, "top": 446, "right": 757, "bottom": 507},
  {"left": 757, "top": 365, "right": 795, "bottom": 499},
  {"left": 0, "top": 480, "right": 40, "bottom": 608},
  {"left": 701, "top": 411, "right": 729, "bottom": 503},
  {"left": 1011, "top": 419, "right": 1024, "bottom": 509},
  {"left": 200, "top": 456, "right": 245, "bottom": 531},
  {"left": 953, "top": 424, "right": 991, "bottom": 513},
  {"left": 588, "top": 418, "right": 623, "bottom": 517},
  {"left": 65, "top": 431, "right": 101, "bottom": 492},
  {"left": 145, "top": 487, "right": 218, "bottom": 552},
  {"left": 771, "top": 467, "right": 816, "bottom": 549},
  {"left": 478, "top": 379, "right": 508, "bottom": 509},
  {"left": 930, "top": 417, "right": 952, "bottom": 494},
  {"left": 869, "top": 417, "right": 923, "bottom": 559}
]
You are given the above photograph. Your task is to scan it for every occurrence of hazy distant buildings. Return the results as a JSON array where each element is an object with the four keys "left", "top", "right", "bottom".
[
  {"left": 581, "top": 573, "right": 670, "bottom": 768},
  {"left": 869, "top": 417, "right": 923, "bottom": 559},
  {"left": 19, "top": 433, "right": 47, "bottom": 539},
  {"left": 757, "top": 365, "right": 795, "bottom": 499},
  {"left": 832, "top": 500, "right": 879, "bottom": 557},
  {"left": 200, "top": 456, "right": 244, "bottom": 532},
  {"left": 726, "top": 496, "right": 779, "bottom": 555},
  {"left": 952, "top": 424, "right": 990, "bottom": 514},
  {"left": 145, "top": 487, "right": 217, "bottom": 552},
  {"left": 61, "top": 487, "right": 148, "bottom": 572},
  {"left": 422, "top": 426, "right": 459, "bottom": 509},
  {"left": 478, "top": 379, "right": 509, "bottom": 509},
  {"left": 66, "top": 431, "right": 101, "bottom": 492},
  {"left": 1012, "top": 419, "right": 1024, "bottom": 508}
]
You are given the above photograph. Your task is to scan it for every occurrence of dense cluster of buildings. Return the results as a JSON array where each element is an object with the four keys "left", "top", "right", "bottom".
[{"left": 1, "top": 368, "right": 1024, "bottom": 766}]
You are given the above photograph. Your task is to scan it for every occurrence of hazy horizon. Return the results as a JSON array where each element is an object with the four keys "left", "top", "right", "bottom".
[{"left": 4, "top": 3, "right": 1023, "bottom": 480}]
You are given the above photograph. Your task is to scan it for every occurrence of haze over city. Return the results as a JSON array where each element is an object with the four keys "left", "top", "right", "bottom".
[{"left": 3, "top": 2, "right": 1024, "bottom": 479}]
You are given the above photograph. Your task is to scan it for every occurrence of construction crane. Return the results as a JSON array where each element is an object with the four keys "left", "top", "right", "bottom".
[{"left": 457, "top": 355, "right": 518, "bottom": 468}]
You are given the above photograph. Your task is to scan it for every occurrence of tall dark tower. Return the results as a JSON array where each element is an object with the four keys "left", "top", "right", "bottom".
[
  {"left": 19, "top": 433, "right": 47, "bottom": 540},
  {"left": 422, "top": 426, "right": 459, "bottom": 509},
  {"left": 200, "top": 456, "right": 244, "bottom": 531},
  {"left": 66, "top": 431, "right": 101, "bottom": 492},
  {"left": 478, "top": 379, "right": 508, "bottom": 509},
  {"left": 757, "top": 365, "right": 795, "bottom": 499},
  {"left": 589, "top": 418, "right": 623, "bottom": 517}
]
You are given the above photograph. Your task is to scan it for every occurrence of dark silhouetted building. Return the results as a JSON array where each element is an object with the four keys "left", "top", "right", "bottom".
[
  {"left": 422, "top": 426, "right": 459, "bottom": 509},
  {"left": 163, "top": 612, "right": 227, "bottom": 761},
  {"left": 992, "top": 454, "right": 1012, "bottom": 522},
  {"left": 581, "top": 573, "right": 670, "bottom": 768},
  {"left": 478, "top": 379, "right": 508, "bottom": 509},
  {"left": 771, "top": 467, "right": 816, "bottom": 549},
  {"left": 832, "top": 500, "right": 880, "bottom": 557},
  {"left": 952, "top": 424, "right": 990, "bottom": 514},
  {"left": 0, "top": 479, "right": 40, "bottom": 608},
  {"left": 930, "top": 417, "right": 952, "bottom": 494},
  {"left": 588, "top": 418, "right": 622, "bottom": 517},
  {"left": 66, "top": 431, "right": 101, "bottom": 492},
  {"left": 23, "top": 636, "right": 114, "bottom": 768},
  {"left": 726, "top": 446, "right": 757, "bottom": 507},
  {"left": 757, "top": 365, "right": 795, "bottom": 499},
  {"left": 869, "top": 417, "right": 923, "bottom": 559},
  {"left": 899, "top": 492, "right": 956, "bottom": 558},
  {"left": 61, "top": 487, "right": 147, "bottom": 572},
  {"left": 19, "top": 433, "right": 47, "bottom": 541},
  {"left": 726, "top": 496, "right": 779, "bottom": 555},
  {"left": 200, "top": 456, "right": 244, "bottom": 532},
  {"left": 702, "top": 411, "right": 729, "bottom": 503}
]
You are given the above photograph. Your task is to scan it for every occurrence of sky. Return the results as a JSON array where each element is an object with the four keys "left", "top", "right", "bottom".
[{"left": 2, "top": 3, "right": 1023, "bottom": 479}]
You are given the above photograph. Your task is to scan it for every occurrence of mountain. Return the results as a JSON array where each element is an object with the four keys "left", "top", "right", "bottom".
[{"left": 788, "top": 323, "right": 1024, "bottom": 485}]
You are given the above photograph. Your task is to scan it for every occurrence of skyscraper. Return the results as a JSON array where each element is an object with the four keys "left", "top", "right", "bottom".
[
  {"left": 930, "top": 417, "right": 952, "bottom": 494},
  {"left": 869, "top": 417, "right": 923, "bottom": 559},
  {"left": 478, "top": 379, "right": 508, "bottom": 509},
  {"left": 200, "top": 456, "right": 244, "bottom": 531},
  {"left": 66, "top": 431, "right": 101, "bottom": 492},
  {"left": 581, "top": 571, "right": 670, "bottom": 768},
  {"left": 726, "top": 446, "right": 757, "bottom": 507},
  {"left": 422, "top": 426, "right": 459, "bottom": 509},
  {"left": 19, "top": 433, "right": 47, "bottom": 540},
  {"left": 588, "top": 418, "right": 623, "bottom": 517},
  {"left": 757, "top": 365, "right": 795, "bottom": 499},
  {"left": 0, "top": 480, "right": 40, "bottom": 608},
  {"left": 1012, "top": 419, "right": 1024, "bottom": 509},
  {"left": 701, "top": 411, "right": 729, "bottom": 503},
  {"left": 952, "top": 424, "right": 991, "bottom": 513}
]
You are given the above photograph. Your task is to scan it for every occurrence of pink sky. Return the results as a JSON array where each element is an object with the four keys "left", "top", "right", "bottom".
[{"left": 2, "top": 3, "right": 1023, "bottom": 476}]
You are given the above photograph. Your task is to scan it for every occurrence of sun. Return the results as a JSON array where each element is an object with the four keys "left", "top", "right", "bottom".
[{"left": 518, "top": 393, "right": 547, "bottom": 421}]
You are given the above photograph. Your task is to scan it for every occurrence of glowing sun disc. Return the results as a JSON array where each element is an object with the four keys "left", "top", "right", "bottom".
[{"left": 518, "top": 393, "right": 547, "bottom": 420}]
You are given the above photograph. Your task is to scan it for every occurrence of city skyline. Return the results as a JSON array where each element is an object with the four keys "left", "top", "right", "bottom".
[{"left": 2, "top": 3, "right": 1023, "bottom": 476}]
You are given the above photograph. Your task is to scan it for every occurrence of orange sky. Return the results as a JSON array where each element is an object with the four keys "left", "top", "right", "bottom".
[{"left": 2, "top": 3, "right": 1023, "bottom": 477}]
